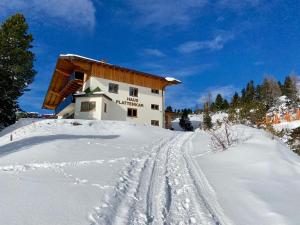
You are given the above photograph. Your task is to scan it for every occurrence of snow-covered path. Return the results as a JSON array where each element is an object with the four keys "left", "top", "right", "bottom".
[{"left": 90, "top": 132, "right": 231, "bottom": 225}]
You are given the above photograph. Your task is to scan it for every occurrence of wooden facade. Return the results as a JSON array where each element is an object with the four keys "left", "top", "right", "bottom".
[{"left": 42, "top": 55, "right": 180, "bottom": 110}]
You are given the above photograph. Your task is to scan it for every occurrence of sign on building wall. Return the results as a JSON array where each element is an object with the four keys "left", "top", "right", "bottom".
[{"left": 116, "top": 97, "right": 144, "bottom": 107}]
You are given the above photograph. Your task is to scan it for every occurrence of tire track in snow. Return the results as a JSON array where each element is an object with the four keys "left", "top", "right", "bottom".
[
  {"left": 181, "top": 134, "right": 235, "bottom": 225},
  {"left": 88, "top": 134, "right": 177, "bottom": 225},
  {"left": 89, "top": 132, "right": 232, "bottom": 225}
]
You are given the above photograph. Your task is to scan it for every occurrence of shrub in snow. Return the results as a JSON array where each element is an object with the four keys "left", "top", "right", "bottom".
[
  {"left": 179, "top": 109, "right": 193, "bottom": 131},
  {"left": 209, "top": 120, "right": 243, "bottom": 151},
  {"left": 288, "top": 127, "right": 300, "bottom": 155},
  {"left": 203, "top": 111, "right": 212, "bottom": 130}
]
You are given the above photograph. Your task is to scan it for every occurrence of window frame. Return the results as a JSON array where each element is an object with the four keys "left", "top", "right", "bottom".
[
  {"left": 129, "top": 87, "right": 138, "bottom": 97},
  {"left": 104, "top": 102, "right": 107, "bottom": 113},
  {"left": 108, "top": 83, "right": 119, "bottom": 94},
  {"left": 151, "top": 120, "right": 159, "bottom": 126},
  {"left": 127, "top": 108, "right": 138, "bottom": 118},
  {"left": 80, "top": 101, "right": 96, "bottom": 112},
  {"left": 151, "top": 104, "right": 159, "bottom": 110},
  {"left": 151, "top": 89, "right": 159, "bottom": 94}
]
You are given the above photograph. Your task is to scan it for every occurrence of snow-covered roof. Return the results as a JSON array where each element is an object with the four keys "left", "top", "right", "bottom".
[
  {"left": 60, "top": 54, "right": 111, "bottom": 65},
  {"left": 165, "top": 77, "right": 181, "bottom": 83}
]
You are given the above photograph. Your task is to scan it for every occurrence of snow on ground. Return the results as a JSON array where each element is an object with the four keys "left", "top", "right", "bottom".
[
  {"left": 172, "top": 112, "right": 228, "bottom": 131},
  {"left": 191, "top": 126, "right": 300, "bottom": 225},
  {"left": 1, "top": 119, "right": 300, "bottom": 225},
  {"left": 273, "top": 120, "right": 300, "bottom": 131},
  {"left": 0, "top": 119, "right": 170, "bottom": 225}
]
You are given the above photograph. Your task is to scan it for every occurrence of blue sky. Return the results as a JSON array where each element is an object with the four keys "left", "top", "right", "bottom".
[{"left": 1, "top": 0, "right": 300, "bottom": 113}]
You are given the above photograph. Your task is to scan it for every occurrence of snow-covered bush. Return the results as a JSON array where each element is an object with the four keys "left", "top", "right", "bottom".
[
  {"left": 288, "top": 127, "right": 300, "bottom": 155},
  {"left": 209, "top": 120, "right": 242, "bottom": 151}
]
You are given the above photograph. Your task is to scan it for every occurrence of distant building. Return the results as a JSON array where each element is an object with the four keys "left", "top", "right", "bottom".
[
  {"left": 42, "top": 54, "right": 180, "bottom": 127},
  {"left": 165, "top": 111, "right": 177, "bottom": 129}
]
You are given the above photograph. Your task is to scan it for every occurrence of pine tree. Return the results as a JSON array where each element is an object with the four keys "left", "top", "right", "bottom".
[
  {"left": 215, "top": 94, "right": 224, "bottom": 111},
  {"left": 241, "top": 89, "right": 246, "bottom": 104},
  {"left": 0, "top": 13, "right": 36, "bottom": 128},
  {"left": 244, "top": 80, "right": 255, "bottom": 103},
  {"left": 203, "top": 110, "right": 212, "bottom": 130},
  {"left": 210, "top": 102, "right": 216, "bottom": 112},
  {"left": 260, "top": 76, "right": 282, "bottom": 108},
  {"left": 282, "top": 75, "right": 298, "bottom": 103},
  {"left": 222, "top": 99, "right": 229, "bottom": 110},
  {"left": 179, "top": 109, "right": 193, "bottom": 131},
  {"left": 165, "top": 105, "right": 173, "bottom": 112},
  {"left": 255, "top": 84, "right": 262, "bottom": 101},
  {"left": 277, "top": 81, "right": 283, "bottom": 93},
  {"left": 230, "top": 92, "right": 240, "bottom": 108}
]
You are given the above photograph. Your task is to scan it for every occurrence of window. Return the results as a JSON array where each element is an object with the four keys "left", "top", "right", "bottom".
[
  {"left": 80, "top": 101, "right": 96, "bottom": 112},
  {"left": 151, "top": 104, "right": 159, "bottom": 110},
  {"left": 151, "top": 89, "right": 159, "bottom": 94},
  {"left": 108, "top": 83, "right": 119, "bottom": 93},
  {"left": 104, "top": 103, "right": 107, "bottom": 113},
  {"left": 151, "top": 120, "right": 159, "bottom": 126},
  {"left": 127, "top": 108, "right": 137, "bottom": 117},
  {"left": 129, "top": 87, "right": 138, "bottom": 97}
]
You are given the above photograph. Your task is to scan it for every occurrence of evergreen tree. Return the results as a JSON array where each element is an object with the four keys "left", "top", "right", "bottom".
[
  {"left": 240, "top": 88, "right": 246, "bottom": 104},
  {"left": 260, "top": 77, "right": 282, "bottom": 108},
  {"left": 203, "top": 110, "right": 212, "bottom": 130},
  {"left": 0, "top": 13, "right": 36, "bottom": 128},
  {"left": 244, "top": 80, "right": 255, "bottom": 103},
  {"left": 230, "top": 92, "right": 240, "bottom": 108},
  {"left": 277, "top": 81, "right": 283, "bottom": 93},
  {"left": 222, "top": 99, "right": 229, "bottom": 110},
  {"left": 214, "top": 94, "right": 224, "bottom": 111},
  {"left": 210, "top": 102, "right": 216, "bottom": 112},
  {"left": 187, "top": 108, "right": 193, "bottom": 114},
  {"left": 282, "top": 75, "right": 298, "bottom": 103},
  {"left": 255, "top": 84, "right": 263, "bottom": 101},
  {"left": 179, "top": 109, "right": 193, "bottom": 131},
  {"left": 165, "top": 105, "right": 173, "bottom": 112}
]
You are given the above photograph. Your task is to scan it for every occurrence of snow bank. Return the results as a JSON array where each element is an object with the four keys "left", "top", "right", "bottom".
[
  {"left": 191, "top": 125, "right": 300, "bottom": 225},
  {"left": 0, "top": 119, "right": 171, "bottom": 225},
  {"left": 1, "top": 119, "right": 299, "bottom": 225},
  {"left": 273, "top": 120, "right": 300, "bottom": 131}
]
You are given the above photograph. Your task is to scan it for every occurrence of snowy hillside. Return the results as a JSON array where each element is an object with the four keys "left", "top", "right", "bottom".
[
  {"left": 1, "top": 119, "right": 300, "bottom": 225},
  {"left": 171, "top": 112, "right": 228, "bottom": 131},
  {"left": 273, "top": 120, "right": 300, "bottom": 131}
]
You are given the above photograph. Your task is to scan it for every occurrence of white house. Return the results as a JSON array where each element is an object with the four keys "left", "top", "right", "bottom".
[{"left": 42, "top": 54, "right": 180, "bottom": 128}]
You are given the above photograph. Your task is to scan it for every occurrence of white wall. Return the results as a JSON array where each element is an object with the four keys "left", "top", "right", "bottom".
[
  {"left": 83, "top": 77, "right": 164, "bottom": 127},
  {"left": 101, "top": 97, "right": 126, "bottom": 121},
  {"left": 74, "top": 96, "right": 102, "bottom": 120}
]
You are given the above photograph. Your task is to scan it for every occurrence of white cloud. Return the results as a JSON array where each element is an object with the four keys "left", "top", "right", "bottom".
[
  {"left": 177, "top": 33, "right": 235, "bottom": 54},
  {"left": 198, "top": 85, "right": 237, "bottom": 103},
  {"left": 143, "top": 48, "right": 166, "bottom": 57},
  {"left": 127, "top": 0, "right": 207, "bottom": 27},
  {"left": 0, "top": 0, "right": 96, "bottom": 29}
]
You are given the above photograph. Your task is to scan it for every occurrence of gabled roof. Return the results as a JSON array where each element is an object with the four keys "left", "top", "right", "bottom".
[{"left": 42, "top": 54, "right": 181, "bottom": 110}]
